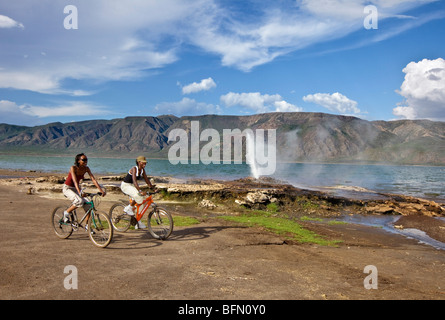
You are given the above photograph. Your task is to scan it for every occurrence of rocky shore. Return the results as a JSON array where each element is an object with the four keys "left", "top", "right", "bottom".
[{"left": 2, "top": 169, "right": 443, "bottom": 218}]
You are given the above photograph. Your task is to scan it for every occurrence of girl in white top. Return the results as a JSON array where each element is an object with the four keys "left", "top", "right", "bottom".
[{"left": 120, "top": 156, "right": 155, "bottom": 229}]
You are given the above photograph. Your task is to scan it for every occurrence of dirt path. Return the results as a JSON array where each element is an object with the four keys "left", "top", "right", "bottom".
[{"left": 0, "top": 183, "right": 444, "bottom": 301}]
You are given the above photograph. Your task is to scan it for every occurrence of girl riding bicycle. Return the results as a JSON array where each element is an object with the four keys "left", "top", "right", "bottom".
[
  {"left": 62, "top": 153, "right": 106, "bottom": 224},
  {"left": 120, "top": 156, "right": 156, "bottom": 229}
]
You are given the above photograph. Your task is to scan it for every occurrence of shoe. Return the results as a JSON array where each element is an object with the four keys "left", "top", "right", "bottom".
[
  {"left": 85, "top": 225, "right": 95, "bottom": 234},
  {"left": 63, "top": 211, "right": 70, "bottom": 223},
  {"left": 123, "top": 205, "right": 135, "bottom": 216},
  {"left": 135, "top": 221, "right": 146, "bottom": 229}
]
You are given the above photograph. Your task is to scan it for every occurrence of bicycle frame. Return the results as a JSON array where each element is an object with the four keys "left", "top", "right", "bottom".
[
  {"left": 110, "top": 191, "right": 172, "bottom": 239},
  {"left": 69, "top": 195, "right": 97, "bottom": 229},
  {"left": 131, "top": 195, "right": 155, "bottom": 222}
]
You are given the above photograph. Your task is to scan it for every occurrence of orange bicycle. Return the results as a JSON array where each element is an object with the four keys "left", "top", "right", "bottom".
[{"left": 109, "top": 190, "right": 173, "bottom": 240}]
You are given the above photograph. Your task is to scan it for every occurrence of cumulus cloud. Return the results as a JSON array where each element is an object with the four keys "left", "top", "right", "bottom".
[
  {"left": 182, "top": 77, "right": 216, "bottom": 94},
  {"left": 0, "top": 14, "right": 24, "bottom": 29},
  {"left": 154, "top": 97, "right": 221, "bottom": 116},
  {"left": 303, "top": 92, "right": 361, "bottom": 115},
  {"left": 393, "top": 58, "right": 445, "bottom": 121},
  {"left": 220, "top": 92, "right": 302, "bottom": 113}
]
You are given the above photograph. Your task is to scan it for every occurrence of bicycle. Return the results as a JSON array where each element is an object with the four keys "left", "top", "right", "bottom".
[
  {"left": 51, "top": 192, "right": 113, "bottom": 248},
  {"left": 109, "top": 190, "right": 173, "bottom": 240}
]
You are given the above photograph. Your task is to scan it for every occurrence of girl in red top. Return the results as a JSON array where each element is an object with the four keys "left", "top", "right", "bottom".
[{"left": 62, "top": 153, "right": 106, "bottom": 223}]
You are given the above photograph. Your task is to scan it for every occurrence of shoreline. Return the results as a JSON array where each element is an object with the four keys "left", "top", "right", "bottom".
[
  {"left": 1, "top": 157, "right": 444, "bottom": 205},
  {"left": 2, "top": 151, "right": 445, "bottom": 167},
  {"left": 1, "top": 167, "right": 444, "bottom": 203}
]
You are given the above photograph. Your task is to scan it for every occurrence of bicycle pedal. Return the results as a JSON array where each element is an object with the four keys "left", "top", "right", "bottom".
[{"left": 130, "top": 216, "right": 138, "bottom": 226}]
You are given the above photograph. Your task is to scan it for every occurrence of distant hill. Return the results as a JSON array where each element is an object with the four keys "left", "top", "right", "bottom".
[{"left": 0, "top": 112, "right": 444, "bottom": 165}]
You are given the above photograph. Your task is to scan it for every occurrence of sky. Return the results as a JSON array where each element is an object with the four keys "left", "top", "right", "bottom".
[{"left": 0, "top": 0, "right": 444, "bottom": 127}]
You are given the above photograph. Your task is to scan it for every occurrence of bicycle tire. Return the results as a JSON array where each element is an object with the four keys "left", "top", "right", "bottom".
[
  {"left": 147, "top": 207, "right": 173, "bottom": 240},
  {"left": 109, "top": 203, "right": 131, "bottom": 232},
  {"left": 51, "top": 206, "right": 73, "bottom": 239},
  {"left": 88, "top": 211, "right": 113, "bottom": 248}
]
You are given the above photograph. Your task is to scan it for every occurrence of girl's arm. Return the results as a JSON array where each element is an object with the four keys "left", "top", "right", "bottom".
[
  {"left": 87, "top": 167, "right": 106, "bottom": 196},
  {"left": 142, "top": 170, "right": 154, "bottom": 189}
]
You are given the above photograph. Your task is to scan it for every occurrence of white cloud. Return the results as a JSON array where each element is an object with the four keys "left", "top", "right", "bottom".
[
  {"left": 393, "top": 105, "right": 417, "bottom": 119},
  {"left": 303, "top": 92, "right": 361, "bottom": 114},
  {"left": 0, "top": 99, "right": 112, "bottom": 126},
  {"left": 393, "top": 58, "right": 445, "bottom": 121},
  {"left": 0, "top": 0, "right": 186, "bottom": 94},
  {"left": 0, "top": 100, "right": 37, "bottom": 126},
  {"left": 0, "top": 0, "right": 439, "bottom": 95},
  {"left": 182, "top": 77, "right": 216, "bottom": 94},
  {"left": 20, "top": 101, "right": 111, "bottom": 118},
  {"left": 187, "top": 0, "right": 438, "bottom": 71},
  {"left": 0, "top": 14, "right": 24, "bottom": 29},
  {"left": 220, "top": 92, "right": 302, "bottom": 113},
  {"left": 154, "top": 97, "right": 221, "bottom": 116},
  {"left": 0, "top": 72, "right": 59, "bottom": 94}
]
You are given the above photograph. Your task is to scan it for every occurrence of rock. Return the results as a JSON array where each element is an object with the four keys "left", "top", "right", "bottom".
[
  {"left": 235, "top": 199, "right": 248, "bottom": 206},
  {"left": 376, "top": 205, "right": 394, "bottom": 214},
  {"left": 100, "top": 175, "right": 124, "bottom": 181},
  {"left": 245, "top": 191, "right": 270, "bottom": 204},
  {"left": 365, "top": 205, "right": 394, "bottom": 214},
  {"left": 198, "top": 199, "right": 217, "bottom": 209},
  {"left": 36, "top": 176, "right": 65, "bottom": 184}
]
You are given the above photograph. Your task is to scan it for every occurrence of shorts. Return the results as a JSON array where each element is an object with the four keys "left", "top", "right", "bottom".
[
  {"left": 62, "top": 184, "right": 86, "bottom": 208},
  {"left": 120, "top": 181, "right": 145, "bottom": 204}
]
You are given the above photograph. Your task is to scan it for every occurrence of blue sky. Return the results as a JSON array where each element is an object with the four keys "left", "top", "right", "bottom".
[{"left": 0, "top": 0, "right": 444, "bottom": 126}]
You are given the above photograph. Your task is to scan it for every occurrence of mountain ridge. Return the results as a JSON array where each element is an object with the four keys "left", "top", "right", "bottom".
[{"left": 0, "top": 112, "right": 443, "bottom": 165}]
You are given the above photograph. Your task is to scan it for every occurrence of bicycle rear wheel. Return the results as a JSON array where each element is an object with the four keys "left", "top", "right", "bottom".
[
  {"left": 147, "top": 207, "right": 173, "bottom": 240},
  {"left": 109, "top": 203, "right": 131, "bottom": 232},
  {"left": 51, "top": 206, "right": 73, "bottom": 239},
  {"left": 88, "top": 211, "right": 113, "bottom": 248}
]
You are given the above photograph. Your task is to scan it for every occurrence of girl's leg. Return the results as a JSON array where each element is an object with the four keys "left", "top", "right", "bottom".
[
  {"left": 66, "top": 204, "right": 77, "bottom": 213},
  {"left": 62, "top": 185, "right": 84, "bottom": 221}
]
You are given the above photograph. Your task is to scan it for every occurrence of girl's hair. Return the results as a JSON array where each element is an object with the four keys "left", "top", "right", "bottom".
[{"left": 74, "top": 153, "right": 86, "bottom": 167}]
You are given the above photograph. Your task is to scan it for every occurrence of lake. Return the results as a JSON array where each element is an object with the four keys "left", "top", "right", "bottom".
[{"left": 0, "top": 154, "right": 443, "bottom": 202}]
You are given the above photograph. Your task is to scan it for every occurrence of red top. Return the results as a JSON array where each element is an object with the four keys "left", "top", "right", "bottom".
[{"left": 65, "top": 171, "right": 85, "bottom": 187}]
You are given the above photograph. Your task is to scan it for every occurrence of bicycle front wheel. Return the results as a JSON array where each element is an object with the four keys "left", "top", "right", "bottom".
[
  {"left": 109, "top": 203, "right": 131, "bottom": 232},
  {"left": 88, "top": 211, "right": 113, "bottom": 248},
  {"left": 51, "top": 206, "right": 73, "bottom": 239},
  {"left": 147, "top": 207, "right": 173, "bottom": 240}
]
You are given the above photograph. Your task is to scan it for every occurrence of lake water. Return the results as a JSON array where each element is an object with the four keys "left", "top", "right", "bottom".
[{"left": 0, "top": 154, "right": 443, "bottom": 202}]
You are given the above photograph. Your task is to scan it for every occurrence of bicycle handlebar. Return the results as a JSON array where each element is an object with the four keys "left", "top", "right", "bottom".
[{"left": 82, "top": 192, "right": 103, "bottom": 198}]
